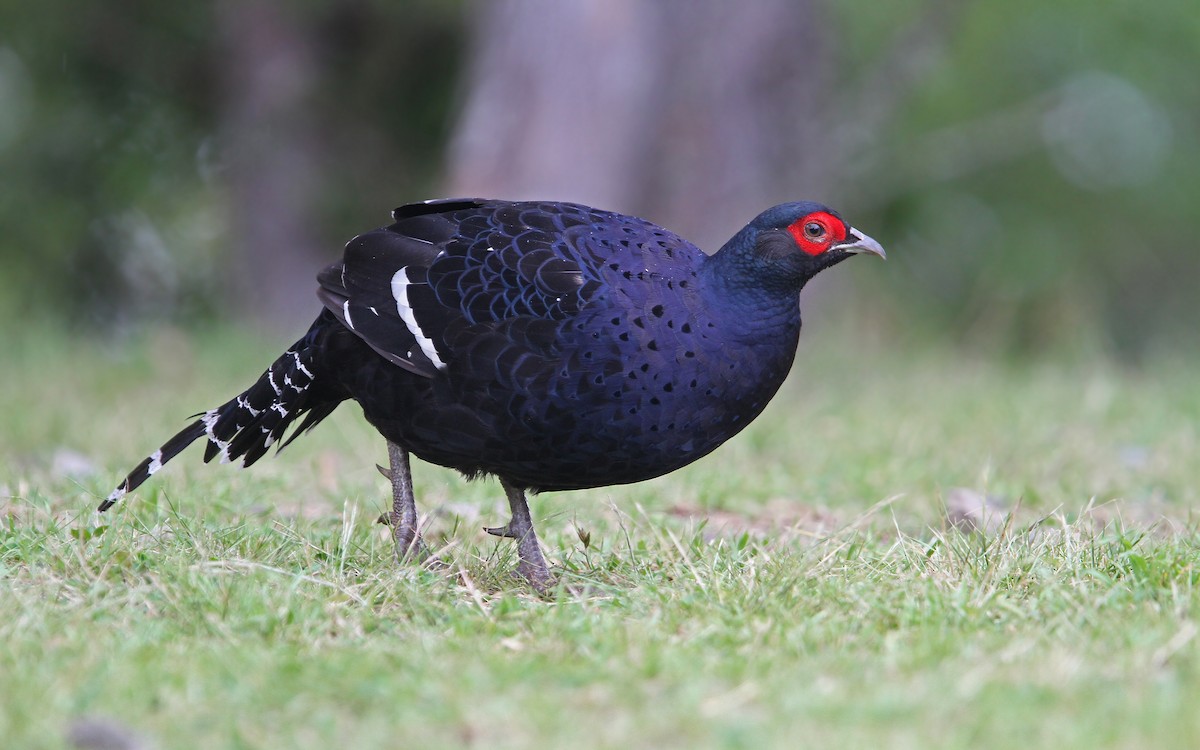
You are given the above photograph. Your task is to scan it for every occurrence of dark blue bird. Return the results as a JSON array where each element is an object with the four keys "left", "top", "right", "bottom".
[{"left": 103, "top": 198, "right": 884, "bottom": 587}]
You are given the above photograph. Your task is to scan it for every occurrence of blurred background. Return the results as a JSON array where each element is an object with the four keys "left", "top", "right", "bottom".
[{"left": 0, "top": 0, "right": 1196, "bottom": 361}]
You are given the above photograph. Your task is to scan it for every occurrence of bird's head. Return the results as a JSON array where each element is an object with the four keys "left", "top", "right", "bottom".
[
  {"left": 704, "top": 201, "right": 884, "bottom": 304},
  {"left": 745, "top": 202, "right": 885, "bottom": 283}
]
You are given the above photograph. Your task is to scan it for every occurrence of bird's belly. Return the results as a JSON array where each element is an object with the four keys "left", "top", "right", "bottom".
[{"left": 358, "top": 331, "right": 796, "bottom": 491}]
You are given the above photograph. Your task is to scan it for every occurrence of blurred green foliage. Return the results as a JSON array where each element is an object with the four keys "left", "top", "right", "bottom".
[
  {"left": 0, "top": 1, "right": 463, "bottom": 329},
  {"left": 0, "top": 4, "right": 218, "bottom": 326},
  {"left": 844, "top": 0, "right": 1200, "bottom": 359},
  {"left": 0, "top": 0, "right": 1197, "bottom": 359}
]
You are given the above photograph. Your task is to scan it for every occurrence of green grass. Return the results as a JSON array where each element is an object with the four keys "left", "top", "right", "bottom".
[{"left": 2, "top": 322, "right": 1199, "bottom": 749}]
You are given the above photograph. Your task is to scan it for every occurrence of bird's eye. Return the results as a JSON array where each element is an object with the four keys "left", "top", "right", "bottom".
[{"left": 786, "top": 210, "right": 845, "bottom": 255}]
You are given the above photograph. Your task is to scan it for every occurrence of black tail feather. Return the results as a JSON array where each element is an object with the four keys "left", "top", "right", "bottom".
[
  {"left": 98, "top": 420, "right": 206, "bottom": 511},
  {"left": 100, "top": 319, "right": 344, "bottom": 512}
]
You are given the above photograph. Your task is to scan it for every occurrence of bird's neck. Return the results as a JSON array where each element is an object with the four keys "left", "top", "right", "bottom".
[{"left": 699, "top": 229, "right": 804, "bottom": 336}]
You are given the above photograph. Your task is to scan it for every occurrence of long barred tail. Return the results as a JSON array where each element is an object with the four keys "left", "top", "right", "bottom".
[{"left": 100, "top": 318, "right": 343, "bottom": 511}]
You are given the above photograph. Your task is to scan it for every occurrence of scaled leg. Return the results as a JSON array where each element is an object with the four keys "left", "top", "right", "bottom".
[{"left": 386, "top": 440, "right": 425, "bottom": 561}]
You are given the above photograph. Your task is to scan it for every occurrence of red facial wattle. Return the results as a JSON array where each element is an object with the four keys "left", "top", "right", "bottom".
[{"left": 786, "top": 211, "right": 848, "bottom": 256}]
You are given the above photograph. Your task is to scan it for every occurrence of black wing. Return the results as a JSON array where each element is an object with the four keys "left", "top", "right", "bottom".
[{"left": 317, "top": 199, "right": 612, "bottom": 377}]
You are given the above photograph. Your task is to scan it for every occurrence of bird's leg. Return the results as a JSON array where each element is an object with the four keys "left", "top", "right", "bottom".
[
  {"left": 386, "top": 440, "right": 426, "bottom": 562},
  {"left": 485, "top": 480, "right": 554, "bottom": 591}
]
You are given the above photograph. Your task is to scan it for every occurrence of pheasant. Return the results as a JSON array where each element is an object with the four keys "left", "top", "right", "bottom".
[{"left": 103, "top": 198, "right": 884, "bottom": 588}]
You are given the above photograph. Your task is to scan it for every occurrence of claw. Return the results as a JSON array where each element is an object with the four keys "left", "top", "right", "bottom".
[
  {"left": 376, "top": 463, "right": 392, "bottom": 480},
  {"left": 484, "top": 522, "right": 518, "bottom": 539}
]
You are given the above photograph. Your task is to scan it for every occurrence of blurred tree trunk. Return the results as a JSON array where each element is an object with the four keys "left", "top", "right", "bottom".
[
  {"left": 445, "top": 0, "right": 832, "bottom": 251},
  {"left": 216, "top": 0, "right": 326, "bottom": 331}
]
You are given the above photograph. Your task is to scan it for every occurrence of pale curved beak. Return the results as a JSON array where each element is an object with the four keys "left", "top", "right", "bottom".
[{"left": 837, "top": 228, "right": 886, "bottom": 259}]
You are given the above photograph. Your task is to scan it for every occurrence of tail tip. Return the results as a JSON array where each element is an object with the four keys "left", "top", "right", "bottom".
[{"left": 97, "top": 485, "right": 127, "bottom": 512}]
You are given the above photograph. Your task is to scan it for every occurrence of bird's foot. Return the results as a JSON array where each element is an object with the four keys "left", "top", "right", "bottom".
[
  {"left": 484, "top": 522, "right": 555, "bottom": 590},
  {"left": 511, "top": 526, "right": 555, "bottom": 592},
  {"left": 518, "top": 559, "right": 557, "bottom": 594},
  {"left": 379, "top": 511, "right": 430, "bottom": 563}
]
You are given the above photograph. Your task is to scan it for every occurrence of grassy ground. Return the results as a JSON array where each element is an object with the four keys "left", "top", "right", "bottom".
[{"left": 2, "top": 321, "right": 1198, "bottom": 749}]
